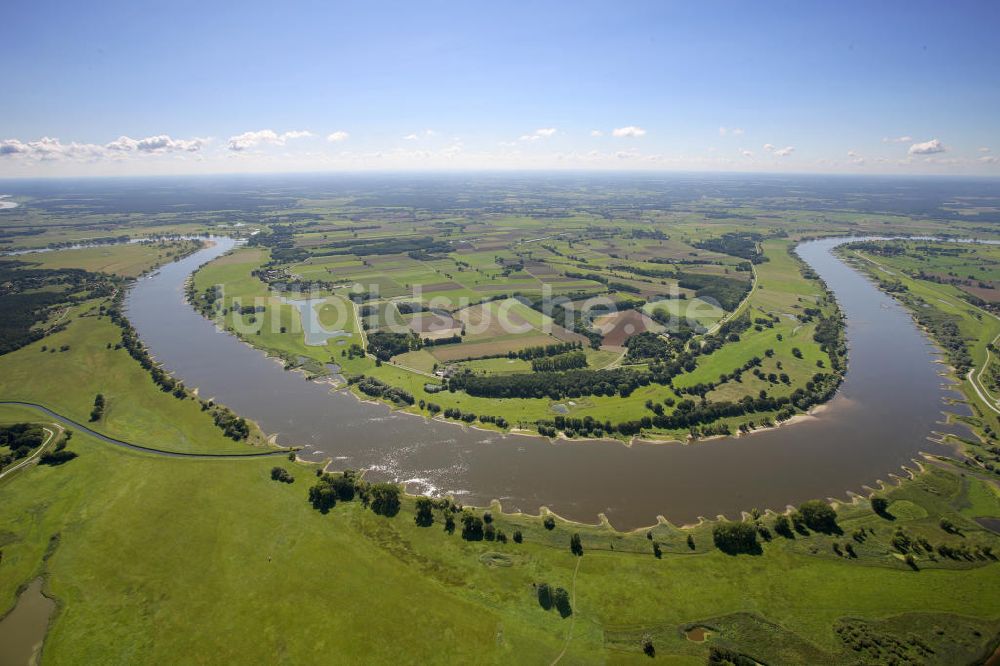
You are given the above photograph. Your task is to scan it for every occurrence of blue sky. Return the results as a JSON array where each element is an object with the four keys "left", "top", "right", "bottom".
[{"left": 2, "top": 0, "right": 998, "bottom": 176}]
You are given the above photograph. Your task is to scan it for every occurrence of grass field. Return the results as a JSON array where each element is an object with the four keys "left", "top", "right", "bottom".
[
  {"left": 191, "top": 234, "right": 846, "bottom": 439},
  {"left": 0, "top": 301, "right": 264, "bottom": 454},
  {"left": 643, "top": 296, "right": 725, "bottom": 328},
  {"left": 4, "top": 180, "right": 1000, "bottom": 663},
  {"left": 19, "top": 239, "right": 203, "bottom": 277},
  {"left": 1, "top": 415, "right": 998, "bottom": 663}
]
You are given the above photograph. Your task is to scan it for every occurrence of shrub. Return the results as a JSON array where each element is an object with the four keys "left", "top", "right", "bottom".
[
  {"left": 537, "top": 583, "right": 552, "bottom": 610},
  {"left": 798, "top": 500, "right": 839, "bottom": 534},
  {"left": 461, "top": 513, "right": 484, "bottom": 540},
  {"left": 553, "top": 587, "right": 572, "bottom": 617},
  {"left": 712, "top": 521, "right": 759, "bottom": 555},
  {"left": 270, "top": 467, "right": 294, "bottom": 483},
  {"left": 369, "top": 483, "right": 401, "bottom": 517},
  {"left": 773, "top": 514, "right": 794, "bottom": 538},
  {"left": 38, "top": 450, "right": 77, "bottom": 466},
  {"left": 414, "top": 497, "right": 434, "bottom": 526}
]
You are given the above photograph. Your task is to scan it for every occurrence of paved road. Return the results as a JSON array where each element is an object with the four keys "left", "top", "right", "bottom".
[{"left": 0, "top": 401, "right": 290, "bottom": 459}]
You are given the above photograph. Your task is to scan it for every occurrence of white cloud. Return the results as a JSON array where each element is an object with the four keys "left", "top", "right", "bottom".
[
  {"left": 612, "top": 126, "right": 646, "bottom": 138},
  {"left": 882, "top": 135, "right": 913, "bottom": 143},
  {"left": 773, "top": 146, "right": 795, "bottom": 157},
  {"left": 980, "top": 155, "right": 999, "bottom": 164},
  {"left": 980, "top": 147, "right": 992, "bottom": 153},
  {"left": 763, "top": 143, "right": 775, "bottom": 152},
  {"left": 403, "top": 129, "right": 436, "bottom": 141},
  {"left": 227, "top": 129, "right": 312, "bottom": 151},
  {"left": 326, "top": 131, "right": 350, "bottom": 143},
  {"left": 740, "top": 149, "right": 754, "bottom": 158},
  {"left": 908, "top": 139, "right": 946, "bottom": 155},
  {"left": 105, "top": 134, "right": 205, "bottom": 153},
  {"left": 847, "top": 150, "right": 865, "bottom": 166},
  {"left": 519, "top": 127, "right": 557, "bottom": 142},
  {"left": 720, "top": 126, "right": 744, "bottom": 137},
  {"left": 590, "top": 129, "right": 603, "bottom": 137},
  {"left": 1, "top": 134, "right": 206, "bottom": 161},
  {"left": 0, "top": 139, "right": 29, "bottom": 155}
]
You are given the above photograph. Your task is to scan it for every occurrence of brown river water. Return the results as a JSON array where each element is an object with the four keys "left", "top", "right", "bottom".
[{"left": 123, "top": 236, "right": 967, "bottom": 530}]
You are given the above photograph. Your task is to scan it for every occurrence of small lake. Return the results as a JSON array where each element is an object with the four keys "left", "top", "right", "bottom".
[
  {"left": 125, "top": 236, "right": 967, "bottom": 529},
  {"left": 0, "top": 578, "right": 55, "bottom": 665},
  {"left": 280, "top": 297, "right": 352, "bottom": 346}
]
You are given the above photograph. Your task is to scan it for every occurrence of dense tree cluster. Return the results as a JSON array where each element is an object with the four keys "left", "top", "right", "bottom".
[
  {"left": 676, "top": 272, "right": 751, "bottom": 311},
  {"left": 369, "top": 483, "right": 402, "bottom": 516},
  {"left": 313, "top": 235, "right": 450, "bottom": 258},
  {"left": 350, "top": 375, "right": 415, "bottom": 405},
  {"left": 625, "top": 331, "right": 675, "bottom": 361},
  {"left": 812, "top": 313, "right": 846, "bottom": 372},
  {"left": 797, "top": 500, "right": 839, "bottom": 534},
  {"left": 0, "top": 261, "right": 109, "bottom": 355},
  {"left": 609, "top": 263, "right": 675, "bottom": 279},
  {"left": 308, "top": 471, "right": 358, "bottom": 512},
  {"left": 248, "top": 224, "right": 309, "bottom": 263},
  {"left": 531, "top": 351, "right": 587, "bottom": 372},
  {"left": 449, "top": 367, "right": 648, "bottom": 400},
  {"left": 212, "top": 409, "right": 250, "bottom": 440},
  {"left": 712, "top": 521, "right": 760, "bottom": 554},
  {"left": 38, "top": 449, "right": 77, "bottom": 466},
  {"left": 694, "top": 232, "right": 768, "bottom": 264},
  {"left": 461, "top": 512, "right": 484, "bottom": 540},
  {"left": 535, "top": 582, "right": 572, "bottom": 617},
  {"left": 0, "top": 423, "right": 46, "bottom": 468},
  {"left": 442, "top": 407, "right": 477, "bottom": 423},
  {"left": 270, "top": 467, "right": 294, "bottom": 483},
  {"left": 512, "top": 341, "right": 582, "bottom": 360},
  {"left": 38, "top": 430, "right": 76, "bottom": 466},
  {"left": 367, "top": 330, "right": 418, "bottom": 360},
  {"left": 422, "top": 334, "right": 462, "bottom": 347},
  {"left": 307, "top": 470, "right": 399, "bottom": 516},
  {"left": 909, "top": 300, "right": 973, "bottom": 373},
  {"left": 476, "top": 414, "right": 509, "bottom": 428},
  {"left": 394, "top": 302, "right": 424, "bottom": 315}
]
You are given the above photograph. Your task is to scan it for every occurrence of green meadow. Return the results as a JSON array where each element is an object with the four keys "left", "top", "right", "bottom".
[{"left": 1, "top": 406, "right": 998, "bottom": 663}]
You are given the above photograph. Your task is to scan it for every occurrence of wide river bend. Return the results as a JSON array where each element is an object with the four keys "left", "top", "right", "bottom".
[{"left": 126, "top": 237, "right": 967, "bottom": 529}]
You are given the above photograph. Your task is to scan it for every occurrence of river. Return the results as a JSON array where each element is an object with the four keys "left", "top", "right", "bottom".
[{"left": 124, "top": 236, "right": 967, "bottom": 529}]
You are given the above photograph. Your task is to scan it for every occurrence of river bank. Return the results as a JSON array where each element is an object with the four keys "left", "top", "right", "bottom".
[{"left": 124, "top": 235, "right": 966, "bottom": 529}]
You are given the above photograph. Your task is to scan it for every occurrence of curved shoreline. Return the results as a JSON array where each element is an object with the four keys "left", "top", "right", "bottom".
[{"left": 123, "top": 234, "right": 966, "bottom": 529}]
